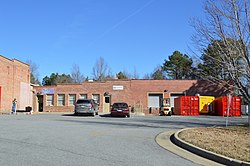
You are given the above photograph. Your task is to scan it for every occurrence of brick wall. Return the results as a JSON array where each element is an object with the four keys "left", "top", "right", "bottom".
[
  {"left": 0, "top": 55, "right": 30, "bottom": 111},
  {"left": 32, "top": 79, "right": 233, "bottom": 115},
  {"left": 33, "top": 80, "right": 133, "bottom": 113},
  {"left": 130, "top": 80, "right": 198, "bottom": 114}
]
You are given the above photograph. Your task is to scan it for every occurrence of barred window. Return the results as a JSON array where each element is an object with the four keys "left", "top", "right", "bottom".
[
  {"left": 69, "top": 94, "right": 76, "bottom": 106},
  {"left": 46, "top": 95, "right": 54, "bottom": 106},
  {"left": 58, "top": 94, "right": 65, "bottom": 106}
]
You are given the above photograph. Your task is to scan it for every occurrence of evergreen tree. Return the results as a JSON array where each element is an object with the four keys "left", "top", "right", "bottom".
[
  {"left": 116, "top": 71, "right": 129, "bottom": 79},
  {"left": 42, "top": 73, "right": 73, "bottom": 85},
  {"left": 163, "top": 51, "right": 193, "bottom": 79}
]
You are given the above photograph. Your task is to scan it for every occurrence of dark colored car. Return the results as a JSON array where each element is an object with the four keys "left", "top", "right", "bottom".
[
  {"left": 74, "top": 99, "right": 99, "bottom": 116},
  {"left": 111, "top": 102, "right": 130, "bottom": 117}
]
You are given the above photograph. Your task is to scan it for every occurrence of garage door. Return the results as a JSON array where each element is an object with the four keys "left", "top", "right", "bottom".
[
  {"left": 170, "top": 94, "right": 184, "bottom": 107},
  {"left": 148, "top": 94, "right": 163, "bottom": 108}
]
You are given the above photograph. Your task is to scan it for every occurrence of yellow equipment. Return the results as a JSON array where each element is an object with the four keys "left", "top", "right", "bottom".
[
  {"left": 199, "top": 96, "right": 215, "bottom": 114},
  {"left": 160, "top": 98, "right": 172, "bottom": 116}
]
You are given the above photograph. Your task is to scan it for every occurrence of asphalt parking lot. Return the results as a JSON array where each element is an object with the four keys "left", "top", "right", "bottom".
[{"left": 0, "top": 114, "right": 247, "bottom": 166}]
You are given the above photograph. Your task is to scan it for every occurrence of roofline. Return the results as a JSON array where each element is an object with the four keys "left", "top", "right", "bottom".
[
  {"left": 0, "top": 55, "right": 12, "bottom": 61},
  {"left": 0, "top": 55, "right": 29, "bottom": 66},
  {"left": 13, "top": 58, "right": 29, "bottom": 66},
  {"left": 57, "top": 83, "right": 82, "bottom": 85}
]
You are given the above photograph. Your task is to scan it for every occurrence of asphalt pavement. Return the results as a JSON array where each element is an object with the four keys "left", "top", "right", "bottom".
[{"left": 0, "top": 113, "right": 248, "bottom": 166}]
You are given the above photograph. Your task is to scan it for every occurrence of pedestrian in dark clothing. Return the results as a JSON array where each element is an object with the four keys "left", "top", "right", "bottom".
[{"left": 11, "top": 98, "right": 17, "bottom": 115}]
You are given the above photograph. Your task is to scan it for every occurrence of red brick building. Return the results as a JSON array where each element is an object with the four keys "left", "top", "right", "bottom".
[
  {"left": 33, "top": 79, "right": 232, "bottom": 115},
  {"left": 0, "top": 55, "right": 32, "bottom": 112}
]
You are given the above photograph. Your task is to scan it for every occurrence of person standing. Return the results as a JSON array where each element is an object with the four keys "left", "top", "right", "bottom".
[{"left": 11, "top": 98, "right": 17, "bottom": 115}]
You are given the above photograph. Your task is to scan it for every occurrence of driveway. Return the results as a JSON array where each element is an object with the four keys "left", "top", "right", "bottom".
[{"left": 0, "top": 114, "right": 247, "bottom": 166}]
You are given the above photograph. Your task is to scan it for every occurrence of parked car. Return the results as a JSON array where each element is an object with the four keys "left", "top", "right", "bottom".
[
  {"left": 74, "top": 99, "right": 99, "bottom": 116},
  {"left": 111, "top": 102, "right": 130, "bottom": 117}
]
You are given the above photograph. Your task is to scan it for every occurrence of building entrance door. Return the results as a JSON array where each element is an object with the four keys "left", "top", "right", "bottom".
[
  {"left": 103, "top": 96, "right": 111, "bottom": 113},
  {"left": 37, "top": 95, "right": 43, "bottom": 112}
]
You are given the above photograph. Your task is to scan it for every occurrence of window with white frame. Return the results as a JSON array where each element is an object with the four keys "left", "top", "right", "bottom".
[
  {"left": 58, "top": 94, "right": 65, "bottom": 106},
  {"left": 69, "top": 94, "right": 76, "bottom": 106},
  {"left": 92, "top": 94, "right": 100, "bottom": 104},
  {"left": 80, "top": 94, "right": 87, "bottom": 99},
  {"left": 46, "top": 95, "right": 54, "bottom": 106}
]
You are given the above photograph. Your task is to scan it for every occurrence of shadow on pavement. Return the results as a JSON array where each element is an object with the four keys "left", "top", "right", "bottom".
[
  {"left": 62, "top": 113, "right": 94, "bottom": 117},
  {"left": 62, "top": 113, "right": 128, "bottom": 118},
  {"left": 99, "top": 114, "right": 128, "bottom": 118},
  {"left": 58, "top": 115, "right": 248, "bottom": 129}
]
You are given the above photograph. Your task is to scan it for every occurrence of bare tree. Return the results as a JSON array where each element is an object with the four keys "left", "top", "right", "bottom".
[
  {"left": 151, "top": 65, "right": 166, "bottom": 80},
  {"left": 92, "top": 57, "right": 111, "bottom": 81},
  {"left": 71, "top": 64, "right": 85, "bottom": 83},
  {"left": 143, "top": 73, "right": 151, "bottom": 79},
  {"left": 26, "top": 60, "right": 41, "bottom": 85},
  {"left": 191, "top": 0, "right": 250, "bottom": 103},
  {"left": 132, "top": 66, "right": 139, "bottom": 79}
]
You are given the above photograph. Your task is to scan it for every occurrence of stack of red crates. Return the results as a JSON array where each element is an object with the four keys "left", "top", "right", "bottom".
[
  {"left": 174, "top": 96, "right": 199, "bottom": 116},
  {"left": 214, "top": 96, "right": 241, "bottom": 116}
]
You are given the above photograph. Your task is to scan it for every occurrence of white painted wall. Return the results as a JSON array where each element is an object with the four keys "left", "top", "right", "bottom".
[{"left": 19, "top": 82, "right": 32, "bottom": 110}]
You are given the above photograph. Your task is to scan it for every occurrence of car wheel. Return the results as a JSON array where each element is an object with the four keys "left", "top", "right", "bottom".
[{"left": 127, "top": 114, "right": 130, "bottom": 118}]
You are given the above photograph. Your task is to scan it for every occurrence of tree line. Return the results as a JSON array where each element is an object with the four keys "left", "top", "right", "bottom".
[{"left": 27, "top": 0, "right": 250, "bottom": 103}]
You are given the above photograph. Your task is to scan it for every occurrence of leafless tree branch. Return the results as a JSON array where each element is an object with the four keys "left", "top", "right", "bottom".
[{"left": 192, "top": 0, "right": 250, "bottom": 102}]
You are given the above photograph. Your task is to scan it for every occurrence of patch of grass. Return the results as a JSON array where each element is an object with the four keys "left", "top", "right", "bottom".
[{"left": 179, "top": 126, "right": 250, "bottom": 162}]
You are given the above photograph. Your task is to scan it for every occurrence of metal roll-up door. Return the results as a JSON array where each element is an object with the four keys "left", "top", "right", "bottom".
[{"left": 148, "top": 94, "right": 162, "bottom": 108}]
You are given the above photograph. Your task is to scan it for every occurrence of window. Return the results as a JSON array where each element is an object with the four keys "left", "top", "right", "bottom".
[
  {"left": 80, "top": 94, "right": 87, "bottom": 99},
  {"left": 58, "top": 94, "right": 65, "bottom": 106},
  {"left": 105, "top": 96, "right": 110, "bottom": 103},
  {"left": 92, "top": 94, "right": 100, "bottom": 104},
  {"left": 46, "top": 95, "right": 54, "bottom": 106},
  {"left": 69, "top": 94, "right": 76, "bottom": 106}
]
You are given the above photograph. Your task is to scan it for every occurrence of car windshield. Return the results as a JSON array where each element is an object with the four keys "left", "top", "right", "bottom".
[
  {"left": 76, "top": 99, "right": 91, "bottom": 104},
  {"left": 113, "top": 103, "right": 128, "bottom": 108}
]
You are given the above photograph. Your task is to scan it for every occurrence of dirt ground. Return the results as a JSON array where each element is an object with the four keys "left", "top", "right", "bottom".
[{"left": 178, "top": 126, "right": 250, "bottom": 162}]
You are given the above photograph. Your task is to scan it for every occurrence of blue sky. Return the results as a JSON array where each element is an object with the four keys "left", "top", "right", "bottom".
[{"left": 0, "top": 0, "right": 204, "bottom": 81}]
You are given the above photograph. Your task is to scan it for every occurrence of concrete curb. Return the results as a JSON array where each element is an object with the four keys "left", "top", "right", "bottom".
[
  {"left": 172, "top": 128, "right": 250, "bottom": 166},
  {"left": 156, "top": 131, "right": 224, "bottom": 166}
]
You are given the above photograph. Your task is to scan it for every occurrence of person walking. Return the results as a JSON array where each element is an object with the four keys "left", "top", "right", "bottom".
[{"left": 11, "top": 98, "right": 17, "bottom": 115}]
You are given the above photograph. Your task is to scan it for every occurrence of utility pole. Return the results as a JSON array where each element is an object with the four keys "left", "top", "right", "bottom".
[{"left": 226, "top": 94, "right": 232, "bottom": 127}]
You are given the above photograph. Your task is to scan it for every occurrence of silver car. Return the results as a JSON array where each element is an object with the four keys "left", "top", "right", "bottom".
[{"left": 74, "top": 99, "right": 99, "bottom": 116}]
